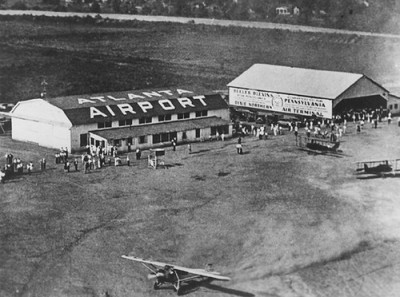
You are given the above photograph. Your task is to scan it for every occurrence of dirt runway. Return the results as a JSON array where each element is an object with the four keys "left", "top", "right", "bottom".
[{"left": 1, "top": 120, "right": 400, "bottom": 297}]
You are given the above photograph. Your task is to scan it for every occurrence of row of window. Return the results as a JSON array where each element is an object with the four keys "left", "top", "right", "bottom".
[
  {"left": 97, "top": 110, "right": 208, "bottom": 129},
  {"left": 389, "top": 104, "right": 399, "bottom": 110},
  {"left": 82, "top": 124, "right": 229, "bottom": 148}
]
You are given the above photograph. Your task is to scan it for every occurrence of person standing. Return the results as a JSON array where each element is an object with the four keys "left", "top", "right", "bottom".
[
  {"left": 136, "top": 148, "right": 141, "bottom": 160},
  {"left": 64, "top": 160, "right": 70, "bottom": 173},
  {"left": 74, "top": 158, "right": 78, "bottom": 171},
  {"left": 0, "top": 169, "right": 5, "bottom": 183},
  {"left": 127, "top": 155, "right": 130, "bottom": 166},
  {"left": 171, "top": 138, "right": 176, "bottom": 151},
  {"left": 388, "top": 112, "right": 392, "bottom": 124},
  {"left": 236, "top": 143, "right": 243, "bottom": 154},
  {"left": 27, "top": 162, "right": 33, "bottom": 174},
  {"left": 187, "top": 143, "right": 192, "bottom": 154}
]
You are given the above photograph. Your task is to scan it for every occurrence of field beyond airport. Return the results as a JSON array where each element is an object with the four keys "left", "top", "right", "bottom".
[{"left": 1, "top": 17, "right": 400, "bottom": 297}]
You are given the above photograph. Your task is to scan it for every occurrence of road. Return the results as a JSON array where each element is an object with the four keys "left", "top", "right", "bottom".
[{"left": 1, "top": 9, "right": 400, "bottom": 40}]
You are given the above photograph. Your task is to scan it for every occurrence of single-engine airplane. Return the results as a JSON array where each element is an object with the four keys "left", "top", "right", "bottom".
[
  {"left": 356, "top": 159, "right": 400, "bottom": 177},
  {"left": 121, "top": 255, "right": 231, "bottom": 295}
]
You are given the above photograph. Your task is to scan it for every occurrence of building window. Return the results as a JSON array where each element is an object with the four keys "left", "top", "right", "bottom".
[
  {"left": 139, "top": 135, "right": 147, "bottom": 144},
  {"left": 195, "top": 129, "right": 201, "bottom": 138},
  {"left": 158, "top": 114, "right": 172, "bottom": 122},
  {"left": 161, "top": 133, "right": 170, "bottom": 142},
  {"left": 114, "top": 139, "right": 121, "bottom": 146},
  {"left": 153, "top": 132, "right": 176, "bottom": 144},
  {"left": 395, "top": 104, "right": 399, "bottom": 109},
  {"left": 153, "top": 134, "right": 161, "bottom": 144},
  {"left": 118, "top": 119, "right": 132, "bottom": 126},
  {"left": 177, "top": 112, "right": 190, "bottom": 119},
  {"left": 139, "top": 116, "right": 152, "bottom": 124},
  {"left": 127, "top": 137, "right": 134, "bottom": 145},
  {"left": 98, "top": 121, "right": 112, "bottom": 129},
  {"left": 195, "top": 110, "right": 208, "bottom": 117},
  {"left": 80, "top": 133, "right": 88, "bottom": 147},
  {"left": 211, "top": 125, "right": 229, "bottom": 136}
]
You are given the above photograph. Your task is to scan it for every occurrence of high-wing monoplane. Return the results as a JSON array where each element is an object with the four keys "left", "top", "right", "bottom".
[
  {"left": 356, "top": 159, "right": 400, "bottom": 176},
  {"left": 121, "top": 255, "right": 231, "bottom": 295}
]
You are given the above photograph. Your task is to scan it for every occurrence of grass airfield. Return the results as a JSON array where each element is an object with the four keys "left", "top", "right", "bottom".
[
  {"left": 1, "top": 121, "right": 400, "bottom": 297},
  {"left": 1, "top": 17, "right": 400, "bottom": 297}
]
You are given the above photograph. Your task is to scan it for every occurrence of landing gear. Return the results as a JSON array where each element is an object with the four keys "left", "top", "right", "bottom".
[
  {"left": 173, "top": 281, "right": 181, "bottom": 295},
  {"left": 153, "top": 281, "right": 162, "bottom": 290}
]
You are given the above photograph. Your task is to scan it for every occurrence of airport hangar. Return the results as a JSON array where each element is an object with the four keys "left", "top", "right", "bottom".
[
  {"left": 10, "top": 88, "right": 231, "bottom": 153},
  {"left": 228, "top": 64, "right": 389, "bottom": 120}
]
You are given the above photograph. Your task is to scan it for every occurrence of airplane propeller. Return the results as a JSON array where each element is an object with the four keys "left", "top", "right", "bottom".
[{"left": 147, "top": 273, "right": 157, "bottom": 280}]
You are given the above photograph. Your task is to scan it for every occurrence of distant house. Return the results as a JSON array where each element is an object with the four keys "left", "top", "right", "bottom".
[
  {"left": 61, "top": 0, "right": 74, "bottom": 6},
  {"left": 276, "top": 6, "right": 290, "bottom": 16}
]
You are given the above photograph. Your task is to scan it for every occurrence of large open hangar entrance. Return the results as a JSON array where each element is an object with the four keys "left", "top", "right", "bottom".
[{"left": 228, "top": 64, "right": 389, "bottom": 119}]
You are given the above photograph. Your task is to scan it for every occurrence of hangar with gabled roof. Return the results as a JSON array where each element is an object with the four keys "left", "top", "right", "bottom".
[
  {"left": 10, "top": 88, "right": 231, "bottom": 153},
  {"left": 228, "top": 64, "right": 389, "bottom": 119}
]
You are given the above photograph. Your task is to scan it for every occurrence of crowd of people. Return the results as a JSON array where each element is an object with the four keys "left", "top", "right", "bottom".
[
  {"left": 1, "top": 107, "right": 397, "bottom": 183},
  {"left": 1, "top": 153, "right": 44, "bottom": 183}
]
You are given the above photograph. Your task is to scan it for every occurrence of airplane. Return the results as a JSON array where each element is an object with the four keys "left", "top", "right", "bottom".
[
  {"left": 297, "top": 135, "right": 341, "bottom": 154},
  {"left": 121, "top": 255, "right": 231, "bottom": 295},
  {"left": 356, "top": 159, "right": 400, "bottom": 176}
]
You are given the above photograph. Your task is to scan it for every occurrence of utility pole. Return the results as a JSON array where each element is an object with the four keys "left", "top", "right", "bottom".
[{"left": 41, "top": 78, "right": 48, "bottom": 98}]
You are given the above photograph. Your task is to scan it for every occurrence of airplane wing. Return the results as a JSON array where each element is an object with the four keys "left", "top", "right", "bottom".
[
  {"left": 122, "top": 255, "right": 174, "bottom": 268},
  {"left": 121, "top": 255, "right": 231, "bottom": 281},
  {"left": 174, "top": 267, "right": 231, "bottom": 281}
]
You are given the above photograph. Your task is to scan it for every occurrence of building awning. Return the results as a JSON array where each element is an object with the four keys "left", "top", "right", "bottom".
[{"left": 89, "top": 117, "right": 231, "bottom": 140}]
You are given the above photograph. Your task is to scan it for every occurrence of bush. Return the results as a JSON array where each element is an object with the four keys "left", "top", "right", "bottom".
[{"left": 53, "top": 5, "right": 68, "bottom": 12}]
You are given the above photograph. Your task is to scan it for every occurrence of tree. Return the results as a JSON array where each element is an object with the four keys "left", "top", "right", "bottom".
[
  {"left": 111, "top": 0, "right": 121, "bottom": 13},
  {"left": 42, "top": 0, "right": 60, "bottom": 5},
  {"left": 91, "top": 1, "right": 101, "bottom": 13}
]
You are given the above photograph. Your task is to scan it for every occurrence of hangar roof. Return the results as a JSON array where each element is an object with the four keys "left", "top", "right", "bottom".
[
  {"left": 46, "top": 87, "right": 207, "bottom": 110},
  {"left": 90, "top": 117, "right": 230, "bottom": 139},
  {"left": 228, "top": 64, "right": 370, "bottom": 99},
  {"left": 62, "top": 94, "right": 228, "bottom": 125}
]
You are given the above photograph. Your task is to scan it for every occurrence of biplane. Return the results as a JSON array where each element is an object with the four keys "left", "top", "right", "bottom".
[
  {"left": 297, "top": 135, "right": 341, "bottom": 154},
  {"left": 121, "top": 255, "right": 230, "bottom": 295},
  {"left": 355, "top": 159, "right": 400, "bottom": 176}
]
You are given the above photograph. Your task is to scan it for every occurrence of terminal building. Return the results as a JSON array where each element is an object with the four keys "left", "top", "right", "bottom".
[
  {"left": 10, "top": 88, "right": 231, "bottom": 153},
  {"left": 228, "top": 64, "right": 389, "bottom": 119}
]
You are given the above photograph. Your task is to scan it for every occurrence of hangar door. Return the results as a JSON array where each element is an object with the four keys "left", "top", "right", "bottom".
[{"left": 12, "top": 118, "right": 71, "bottom": 150}]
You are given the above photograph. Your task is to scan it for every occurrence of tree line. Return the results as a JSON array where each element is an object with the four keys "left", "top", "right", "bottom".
[{"left": 2, "top": 0, "right": 399, "bottom": 33}]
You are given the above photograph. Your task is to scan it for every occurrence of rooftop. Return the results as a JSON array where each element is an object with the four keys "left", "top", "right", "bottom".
[{"left": 228, "top": 64, "right": 365, "bottom": 99}]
